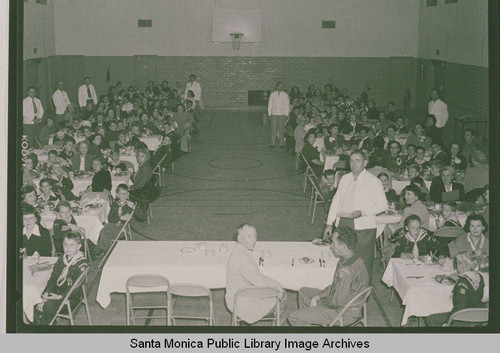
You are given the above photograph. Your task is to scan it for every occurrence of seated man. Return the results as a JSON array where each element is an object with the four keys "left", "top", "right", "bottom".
[
  {"left": 318, "top": 169, "right": 336, "bottom": 212},
  {"left": 288, "top": 226, "right": 369, "bottom": 326},
  {"left": 22, "top": 206, "right": 53, "bottom": 257},
  {"left": 225, "top": 224, "right": 286, "bottom": 325}
]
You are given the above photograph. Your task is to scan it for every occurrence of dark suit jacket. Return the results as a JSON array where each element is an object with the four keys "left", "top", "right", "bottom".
[
  {"left": 323, "top": 134, "right": 345, "bottom": 151},
  {"left": 131, "top": 161, "right": 153, "bottom": 191},
  {"left": 429, "top": 179, "right": 465, "bottom": 203},
  {"left": 91, "top": 169, "right": 112, "bottom": 192},
  {"left": 71, "top": 153, "right": 94, "bottom": 172},
  {"left": 23, "top": 225, "right": 52, "bottom": 256}
]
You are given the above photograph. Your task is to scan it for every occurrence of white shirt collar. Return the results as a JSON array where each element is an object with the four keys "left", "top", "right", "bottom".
[{"left": 23, "top": 224, "right": 41, "bottom": 240}]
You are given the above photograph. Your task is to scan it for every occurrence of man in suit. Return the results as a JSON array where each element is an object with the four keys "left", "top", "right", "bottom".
[
  {"left": 71, "top": 141, "right": 94, "bottom": 172},
  {"left": 22, "top": 206, "right": 53, "bottom": 257},
  {"left": 23, "top": 86, "right": 44, "bottom": 147},
  {"left": 225, "top": 224, "right": 287, "bottom": 325},
  {"left": 429, "top": 165, "right": 465, "bottom": 203},
  {"left": 288, "top": 226, "right": 369, "bottom": 326},
  {"left": 78, "top": 77, "right": 98, "bottom": 109}
]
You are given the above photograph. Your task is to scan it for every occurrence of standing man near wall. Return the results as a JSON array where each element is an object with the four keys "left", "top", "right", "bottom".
[
  {"left": 185, "top": 74, "right": 202, "bottom": 110},
  {"left": 267, "top": 81, "right": 290, "bottom": 148},
  {"left": 23, "top": 85, "right": 44, "bottom": 148},
  {"left": 78, "top": 77, "right": 98, "bottom": 109},
  {"left": 323, "top": 151, "right": 388, "bottom": 284},
  {"left": 52, "top": 81, "right": 71, "bottom": 125},
  {"left": 428, "top": 89, "right": 448, "bottom": 142}
]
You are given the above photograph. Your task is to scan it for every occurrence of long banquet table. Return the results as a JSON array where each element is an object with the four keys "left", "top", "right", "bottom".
[
  {"left": 96, "top": 241, "right": 339, "bottom": 309},
  {"left": 382, "top": 258, "right": 489, "bottom": 326}
]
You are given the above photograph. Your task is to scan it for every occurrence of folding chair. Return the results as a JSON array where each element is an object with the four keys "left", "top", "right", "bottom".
[
  {"left": 444, "top": 308, "right": 488, "bottom": 327},
  {"left": 307, "top": 175, "right": 325, "bottom": 224},
  {"left": 125, "top": 274, "right": 170, "bottom": 326},
  {"left": 49, "top": 267, "right": 92, "bottom": 325},
  {"left": 326, "top": 286, "right": 373, "bottom": 327},
  {"left": 152, "top": 152, "right": 169, "bottom": 187},
  {"left": 300, "top": 153, "right": 317, "bottom": 193},
  {"left": 167, "top": 284, "right": 214, "bottom": 326},
  {"left": 232, "top": 287, "right": 281, "bottom": 326},
  {"left": 98, "top": 208, "right": 135, "bottom": 268}
]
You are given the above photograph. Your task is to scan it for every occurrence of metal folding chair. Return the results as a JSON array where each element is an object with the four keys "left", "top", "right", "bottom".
[
  {"left": 125, "top": 274, "right": 170, "bottom": 326},
  {"left": 326, "top": 286, "right": 373, "bottom": 327},
  {"left": 167, "top": 284, "right": 214, "bottom": 325},
  {"left": 444, "top": 308, "right": 488, "bottom": 327},
  {"left": 98, "top": 208, "right": 135, "bottom": 268},
  {"left": 232, "top": 287, "right": 281, "bottom": 326},
  {"left": 307, "top": 175, "right": 325, "bottom": 224},
  {"left": 152, "top": 152, "right": 169, "bottom": 187},
  {"left": 49, "top": 267, "right": 92, "bottom": 325}
]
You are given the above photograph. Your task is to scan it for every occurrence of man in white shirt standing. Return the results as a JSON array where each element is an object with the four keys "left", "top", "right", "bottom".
[
  {"left": 52, "top": 81, "right": 71, "bottom": 125},
  {"left": 428, "top": 89, "right": 448, "bottom": 141},
  {"left": 184, "top": 74, "right": 202, "bottom": 108},
  {"left": 78, "top": 76, "right": 98, "bottom": 109},
  {"left": 23, "top": 85, "right": 44, "bottom": 147},
  {"left": 323, "top": 151, "right": 388, "bottom": 283},
  {"left": 267, "top": 81, "right": 290, "bottom": 148}
]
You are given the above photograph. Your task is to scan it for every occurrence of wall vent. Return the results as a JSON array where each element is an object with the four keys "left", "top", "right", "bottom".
[
  {"left": 36, "top": 0, "right": 47, "bottom": 4},
  {"left": 138, "top": 19, "right": 152, "bottom": 28},
  {"left": 321, "top": 20, "right": 336, "bottom": 29}
]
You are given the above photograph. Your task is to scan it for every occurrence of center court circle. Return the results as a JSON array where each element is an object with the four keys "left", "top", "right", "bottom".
[{"left": 207, "top": 158, "right": 263, "bottom": 170}]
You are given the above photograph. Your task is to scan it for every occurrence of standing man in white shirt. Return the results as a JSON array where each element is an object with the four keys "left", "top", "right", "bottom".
[
  {"left": 184, "top": 74, "right": 202, "bottom": 108},
  {"left": 323, "top": 151, "right": 388, "bottom": 283},
  {"left": 78, "top": 76, "right": 98, "bottom": 109},
  {"left": 428, "top": 89, "right": 448, "bottom": 142},
  {"left": 267, "top": 81, "right": 290, "bottom": 148},
  {"left": 23, "top": 85, "right": 44, "bottom": 147},
  {"left": 52, "top": 81, "right": 71, "bottom": 125}
]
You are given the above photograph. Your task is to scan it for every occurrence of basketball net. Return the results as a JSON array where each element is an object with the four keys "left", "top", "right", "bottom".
[{"left": 230, "top": 33, "right": 243, "bottom": 50}]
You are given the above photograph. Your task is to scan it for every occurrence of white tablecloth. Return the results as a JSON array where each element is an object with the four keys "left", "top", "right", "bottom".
[
  {"left": 23, "top": 257, "right": 59, "bottom": 322},
  {"left": 321, "top": 154, "right": 340, "bottom": 172},
  {"left": 40, "top": 213, "right": 104, "bottom": 245},
  {"left": 382, "top": 258, "right": 489, "bottom": 326},
  {"left": 139, "top": 136, "right": 162, "bottom": 151},
  {"left": 70, "top": 174, "right": 131, "bottom": 196},
  {"left": 96, "top": 241, "right": 339, "bottom": 309}
]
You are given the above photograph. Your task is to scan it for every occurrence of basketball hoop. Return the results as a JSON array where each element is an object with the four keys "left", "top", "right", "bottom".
[{"left": 230, "top": 33, "right": 243, "bottom": 50}]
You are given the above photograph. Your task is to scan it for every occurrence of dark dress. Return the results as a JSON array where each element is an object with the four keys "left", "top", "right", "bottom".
[
  {"left": 301, "top": 142, "right": 323, "bottom": 177},
  {"left": 91, "top": 169, "right": 112, "bottom": 192}
]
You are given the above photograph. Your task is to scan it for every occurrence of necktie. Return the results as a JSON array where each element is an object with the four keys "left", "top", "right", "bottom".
[
  {"left": 87, "top": 85, "right": 92, "bottom": 98},
  {"left": 32, "top": 97, "right": 38, "bottom": 115},
  {"left": 412, "top": 242, "right": 419, "bottom": 259}
]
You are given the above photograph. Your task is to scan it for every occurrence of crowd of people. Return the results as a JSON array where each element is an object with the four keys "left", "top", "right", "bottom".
[
  {"left": 260, "top": 81, "right": 489, "bottom": 326},
  {"left": 21, "top": 73, "right": 204, "bottom": 325}
]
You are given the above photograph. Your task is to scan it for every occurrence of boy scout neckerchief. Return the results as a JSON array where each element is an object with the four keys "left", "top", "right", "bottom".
[
  {"left": 467, "top": 233, "right": 485, "bottom": 253},
  {"left": 57, "top": 250, "right": 85, "bottom": 287},
  {"left": 461, "top": 271, "right": 481, "bottom": 291},
  {"left": 404, "top": 229, "right": 427, "bottom": 259}
]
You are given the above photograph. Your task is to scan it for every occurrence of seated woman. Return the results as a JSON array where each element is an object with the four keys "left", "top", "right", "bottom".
[
  {"left": 390, "top": 214, "right": 441, "bottom": 259},
  {"left": 301, "top": 130, "right": 325, "bottom": 178},
  {"left": 406, "top": 123, "right": 432, "bottom": 150},
  {"left": 130, "top": 148, "right": 153, "bottom": 198},
  {"left": 97, "top": 184, "right": 135, "bottom": 252},
  {"left": 410, "top": 176, "right": 429, "bottom": 199},
  {"left": 90, "top": 157, "right": 112, "bottom": 193},
  {"left": 53, "top": 201, "right": 85, "bottom": 254},
  {"left": 425, "top": 114, "right": 443, "bottom": 146},
  {"left": 449, "top": 214, "right": 489, "bottom": 263},
  {"left": 398, "top": 185, "right": 429, "bottom": 229},
  {"left": 448, "top": 142, "right": 467, "bottom": 171},
  {"left": 38, "top": 117, "right": 57, "bottom": 147},
  {"left": 426, "top": 251, "right": 487, "bottom": 327},
  {"left": 429, "top": 166, "right": 465, "bottom": 203},
  {"left": 378, "top": 172, "right": 398, "bottom": 203},
  {"left": 34, "top": 231, "right": 89, "bottom": 325},
  {"left": 22, "top": 206, "right": 53, "bottom": 257},
  {"left": 436, "top": 201, "right": 462, "bottom": 228},
  {"left": 23, "top": 155, "right": 39, "bottom": 188}
]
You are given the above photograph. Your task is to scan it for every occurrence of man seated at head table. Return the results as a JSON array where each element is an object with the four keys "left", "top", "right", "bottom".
[
  {"left": 426, "top": 251, "right": 487, "bottom": 327},
  {"left": 225, "top": 224, "right": 287, "bottom": 325},
  {"left": 288, "top": 226, "right": 369, "bottom": 326}
]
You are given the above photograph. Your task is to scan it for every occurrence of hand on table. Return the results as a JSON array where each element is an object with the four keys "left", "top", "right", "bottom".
[{"left": 323, "top": 225, "right": 333, "bottom": 239}]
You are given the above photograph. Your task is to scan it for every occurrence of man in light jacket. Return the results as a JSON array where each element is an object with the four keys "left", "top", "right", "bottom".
[
  {"left": 52, "top": 81, "right": 71, "bottom": 125},
  {"left": 225, "top": 224, "right": 286, "bottom": 324},
  {"left": 267, "top": 81, "right": 290, "bottom": 148},
  {"left": 78, "top": 77, "right": 97, "bottom": 108}
]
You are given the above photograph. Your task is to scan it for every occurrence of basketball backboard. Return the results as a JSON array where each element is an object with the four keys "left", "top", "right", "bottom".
[{"left": 212, "top": 8, "right": 262, "bottom": 43}]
